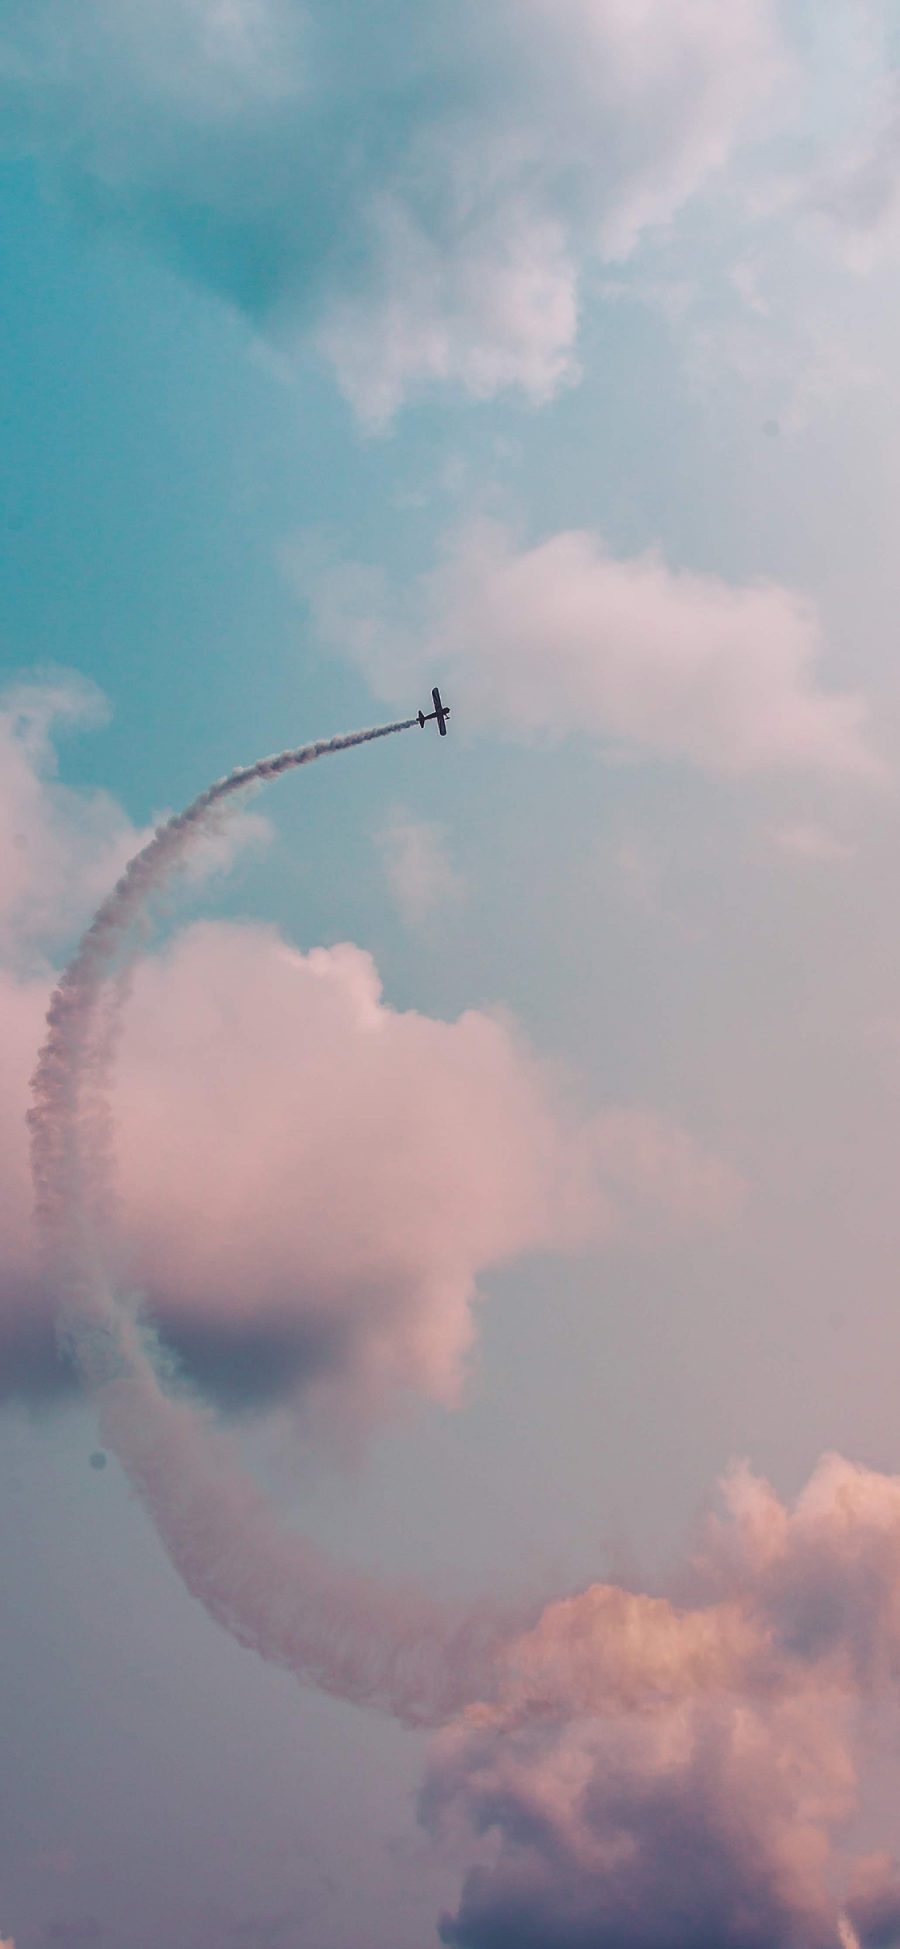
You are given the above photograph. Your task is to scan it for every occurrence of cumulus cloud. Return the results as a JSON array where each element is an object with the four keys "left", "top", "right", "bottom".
[
  {"left": 425, "top": 1453, "right": 900, "bottom": 1949},
  {"left": 0, "top": 0, "right": 784, "bottom": 420},
  {"left": 429, "top": 1694, "right": 854, "bottom": 1949},
  {"left": 290, "top": 521, "right": 879, "bottom": 778},
  {"left": 0, "top": 920, "right": 737, "bottom": 1411},
  {"left": 377, "top": 807, "right": 465, "bottom": 928}
]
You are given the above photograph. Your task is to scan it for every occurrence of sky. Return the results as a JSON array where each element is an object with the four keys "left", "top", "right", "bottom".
[{"left": 4, "top": 1, "right": 900, "bottom": 1943}]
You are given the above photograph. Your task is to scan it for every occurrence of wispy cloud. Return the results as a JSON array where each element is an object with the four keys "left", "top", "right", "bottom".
[
  {"left": 377, "top": 807, "right": 465, "bottom": 929},
  {"left": 0, "top": 675, "right": 268, "bottom": 969}
]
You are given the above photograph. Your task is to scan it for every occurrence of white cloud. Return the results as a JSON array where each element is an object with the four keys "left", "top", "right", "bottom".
[
  {"left": 0, "top": 674, "right": 268, "bottom": 967},
  {"left": 377, "top": 808, "right": 465, "bottom": 929},
  {"left": 0, "top": 0, "right": 784, "bottom": 420},
  {"left": 0, "top": 673, "right": 135, "bottom": 963},
  {"left": 641, "top": 3, "right": 900, "bottom": 429},
  {"left": 290, "top": 520, "right": 880, "bottom": 779}
]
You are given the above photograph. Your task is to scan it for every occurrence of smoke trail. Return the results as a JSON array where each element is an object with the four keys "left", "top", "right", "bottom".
[{"left": 28, "top": 717, "right": 518, "bottom": 1726}]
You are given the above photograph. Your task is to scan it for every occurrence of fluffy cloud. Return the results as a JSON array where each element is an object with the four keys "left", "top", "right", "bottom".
[
  {"left": 291, "top": 521, "right": 878, "bottom": 777},
  {"left": 0, "top": 676, "right": 737, "bottom": 1412},
  {"left": 0, "top": 920, "right": 737, "bottom": 1411},
  {"left": 429, "top": 1695, "right": 854, "bottom": 1949},
  {"left": 0, "top": 0, "right": 784, "bottom": 420},
  {"left": 425, "top": 1454, "right": 900, "bottom": 1949}
]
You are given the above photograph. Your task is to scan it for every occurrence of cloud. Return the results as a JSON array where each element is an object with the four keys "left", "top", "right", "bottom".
[
  {"left": 377, "top": 807, "right": 465, "bottom": 928},
  {"left": 425, "top": 1453, "right": 900, "bottom": 1949},
  {"left": 0, "top": 674, "right": 132, "bottom": 963},
  {"left": 0, "top": 0, "right": 784, "bottom": 420},
  {"left": 0, "top": 670, "right": 737, "bottom": 1413},
  {"left": 429, "top": 1694, "right": 853, "bottom": 1949},
  {"left": 815, "top": 89, "right": 900, "bottom": 271},
  {"left": 0, "top": 674, "right": 267, "bottom": 968},
  {"left": 0, "top": 678, "right": 261, "bottom": 1399},
  {"left": 800, "top": 0, "right": 900, "bottom": 277},
  {"left": 0, "top": 921, "right": 737, "bottom": 1413},
  {"left": 290, "top": 521, "right": 879, "bottom": 778}
]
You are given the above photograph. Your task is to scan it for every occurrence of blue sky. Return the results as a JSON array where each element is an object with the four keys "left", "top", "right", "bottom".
[{"left": 4, "top": 4, "right": 900, "bottom": 1946}]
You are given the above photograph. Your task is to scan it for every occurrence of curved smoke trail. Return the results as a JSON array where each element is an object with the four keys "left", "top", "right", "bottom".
[{"left": 28, "top": 719, "right": 517, "bottom": 1726}]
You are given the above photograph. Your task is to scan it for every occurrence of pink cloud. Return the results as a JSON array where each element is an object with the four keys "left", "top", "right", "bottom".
[
  {"left": 291, "top": 521, "right": 879, "bottom": 779},
  {"left": 427, "top": 1690, "right": 854, "bottom": 1949},
  {"left": 425, "top": 1454, "right": 900, "bottom": 1949},
  {"left": 105, "top": 920, "right": 737, "bottom": 1414}
]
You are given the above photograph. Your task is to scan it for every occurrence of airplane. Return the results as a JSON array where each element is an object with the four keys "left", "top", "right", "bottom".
[{"left": 418, "top": 685, "right": 451, "bottom": 736}]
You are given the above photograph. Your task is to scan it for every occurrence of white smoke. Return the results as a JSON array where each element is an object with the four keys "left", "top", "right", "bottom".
[{"left": 28, "top": 717, "right": 523, "bottom": 1726}]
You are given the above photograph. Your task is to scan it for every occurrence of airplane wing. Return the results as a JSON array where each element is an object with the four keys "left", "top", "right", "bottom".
[{"left": 418, "top": 685, "right": 450, "bottom": 733}]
